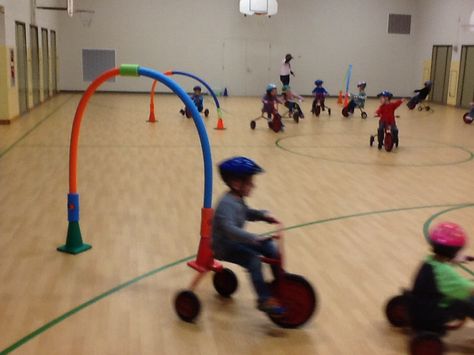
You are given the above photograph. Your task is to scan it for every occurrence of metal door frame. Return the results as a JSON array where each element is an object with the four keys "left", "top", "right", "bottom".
[
  {"left": 457, "top": 45, "right": 474, "bottom": 107},
  {"left": 430, "top": 45, "right": 452, "bottom": 104},
  {"left": 15, "top": 21, "right": 28, "bottom": 114},
  {"left": 30, "top": 25, "right": 40, "bottom": 106},
  {"left": 41, "top": 27, "right": 50, "bottom": 99}
]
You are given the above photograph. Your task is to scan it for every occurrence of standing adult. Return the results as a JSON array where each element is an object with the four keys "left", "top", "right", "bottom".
[{"left": 280, "top": 53, "right": 295, "bottom": 87}]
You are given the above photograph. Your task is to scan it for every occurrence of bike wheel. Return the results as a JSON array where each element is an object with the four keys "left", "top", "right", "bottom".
[
  {"left": 250, "top": 120, "right": 256, "bottom": 129},
  {"left": 463, "top": 113, "right": 473, "bottom": 124},
  {"left": 370, "top": 135, "right": 375, "bottom": 147},
  {"left": 315, "top": 106, "right": 321, "bottom": 117},
  {"left": 204, "top": 109, "right": 209, "bottom": 117},
  {"left": 267, "top": 273, "right": 317, "bottom": 328},
  {"left": 342, "top": 107, "right": 349, "bottom": 117},
  {"left": 361, "top": 112, "right": 368, "bottom": 119},
  {"left": 385, "top": 294, "right": 410, "bottom": 327},
  {"left": 410, "top": 332, "right": 444, "bottom": 355},
  {"left": 213, "top": 268, "right": 238, "bottom": 298},
  {"left": 384, "top": 132, "right": 394, "bottom": 152},
  {"left": 175, "top": 290, "right": 201, "bottom": 322},
  {"left": 418, "top": 106, "right": 423, "bottom": 111},
  {"left": 293, "top": 112, "right": 300, "bottom": 123}
]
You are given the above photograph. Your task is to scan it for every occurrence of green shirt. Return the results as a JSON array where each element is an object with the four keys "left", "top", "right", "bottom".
[{"left": 427, "top": 255, "right": 474, "bottom": 307}]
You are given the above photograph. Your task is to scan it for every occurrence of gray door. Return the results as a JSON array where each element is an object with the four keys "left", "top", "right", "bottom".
[
  {"left": 30, "top": 25, "right": 40, "bottom": 106},
  {"left": 41, "top": 28, "right": 49, "bottom": 99},
  {"left": 457, "top": 46, "right": 474, "bottom": 108},
  {"left": 15, "top": 22, "right": 28, "bottom": 114},
  {"left": 430, "top": 45, "right": 452, "bottom": 104},
  {"left": 50, "top": 30, "right": 57, "bottom": 94}
]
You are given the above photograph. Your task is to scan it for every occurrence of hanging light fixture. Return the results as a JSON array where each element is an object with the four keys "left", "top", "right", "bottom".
[{"left": 240, "top": 0, "right": 278, "bottom": 17}]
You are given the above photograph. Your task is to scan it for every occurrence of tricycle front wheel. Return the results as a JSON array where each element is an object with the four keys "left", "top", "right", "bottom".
[{"left": 267, "top": 273, "right": 317, "bottom": 328}]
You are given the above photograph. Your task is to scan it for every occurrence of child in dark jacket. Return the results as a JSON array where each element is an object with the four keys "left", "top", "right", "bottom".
[
  {"left": 407, "top": 81, "right": 432, "bottom": 110},
  {"left": 410, "top": 222, "right": 474, "bottom": 333},
  {"left": 212, "top": 156, "right": 284, "bottom": 315}
]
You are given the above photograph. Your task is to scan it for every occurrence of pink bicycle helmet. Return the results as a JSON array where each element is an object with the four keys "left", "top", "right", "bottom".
[{"left": 429, "top": 222, "right": 468, "bottom": 258}]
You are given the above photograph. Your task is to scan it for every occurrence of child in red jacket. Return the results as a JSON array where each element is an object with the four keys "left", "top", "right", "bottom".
[{"left": 375, "top": 91, "right": 404, "bottom": 149}]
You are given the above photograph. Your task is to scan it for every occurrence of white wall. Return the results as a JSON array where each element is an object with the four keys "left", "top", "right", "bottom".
[
  {"left": 58, "top": 0, "right": 419, "bottom": 96},
  {"left": 0, "top": 0, "right": 58, "bottom": 47},
  {"left": 415, "top": 0, "right": 474, "bottom": 63}
]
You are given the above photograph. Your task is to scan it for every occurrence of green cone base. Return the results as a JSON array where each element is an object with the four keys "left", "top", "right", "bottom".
[
  {"left": 57, "top": 243, "right": 92, "bottom": 255},
  {"left": 57, "top": 221, "right": 92, "bottom": 255}
]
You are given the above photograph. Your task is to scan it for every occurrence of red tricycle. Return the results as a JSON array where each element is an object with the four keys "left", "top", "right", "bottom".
[
  {"left": 311, "top": 93, "right": 331, "bottom": 117},
  {"left": 370, "top": 115, "right": 400, "bottom": 152},
  {"left": 463, "top": 112, "right": 473, "bottom": 124},
  {"left": 174, "top": 227, "right": 317, "bottom": 328},
  {"left": 250, "top": 110, "right": 285, "bottom": 132},
  {"left": 370, "top": 125, "right": 399, "bottom": 152},
  {"left": 181, "top": 107, "right": 210, "bottom": 118},
  {"left": 385, "top": 256, "right": 474, "bottom": 355}
]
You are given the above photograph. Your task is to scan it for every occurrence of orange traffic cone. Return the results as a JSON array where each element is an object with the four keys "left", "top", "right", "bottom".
[
  {"left": 343, "top": 93, "right": 349, "bottom": 107},
  {"left": 337, "top": 90, "right": 343, "bottom": 105},
  {"left": 215, "top": 117, "right": 226, "bottom": 130}
]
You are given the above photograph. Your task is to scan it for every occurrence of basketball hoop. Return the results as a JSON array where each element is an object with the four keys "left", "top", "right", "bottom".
[
  {"left": 36, "top": 1, "right": 94, "bottom": 22},
  {"left": 240, "top": 0, "right": 278, "bottom": 17}
]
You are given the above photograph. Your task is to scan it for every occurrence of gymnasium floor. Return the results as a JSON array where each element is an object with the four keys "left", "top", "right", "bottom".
[{"left": 0, "top": 93, "right": 473, "bottom": 354}]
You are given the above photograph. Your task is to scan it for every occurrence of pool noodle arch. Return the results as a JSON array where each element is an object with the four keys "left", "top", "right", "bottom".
[
  {"left": 150, "top": 70, "right": 223, "bottom": 120},
  {"left": 59, "top": 64, "right": 219, "bottom": 271}
]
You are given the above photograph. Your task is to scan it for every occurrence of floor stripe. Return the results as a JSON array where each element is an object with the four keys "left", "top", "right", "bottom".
[
  {"left": 275, "top": 134, "right": 474, "bottom": 167},
  {"left": 0, "top": 95, "right": 74, "bottom": 160},
  {"left": 1, "top": 202, "right": 473, "bottom": 354}
]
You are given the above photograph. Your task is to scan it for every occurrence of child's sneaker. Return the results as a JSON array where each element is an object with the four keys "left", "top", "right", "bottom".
[
  {"left": 378, "top": 143, "right": 383, "bottom": 150},
  {"left": 257, "top": 297, "right": 285, "bottom": 316},
  {"left": 179, "top": 109, "right": 185, "bottom": 116}
]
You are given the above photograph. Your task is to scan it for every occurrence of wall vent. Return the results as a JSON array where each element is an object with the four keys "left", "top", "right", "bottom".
[
  {"left": 388, "top": 14, "right": 411, "bottom": 34},
  {"left": 82, "top": 49, "right": 115, "bottom": 82}
]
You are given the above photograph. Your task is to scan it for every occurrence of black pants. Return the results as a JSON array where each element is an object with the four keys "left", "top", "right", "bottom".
[
  {"left": 347, "top": 99, "right": 357, "bottom": 113},
  {"left": 285, "top": 101, "right": 302, "bottom": 115},
  {"left": 280, "top": 75, "right": 290, "bottom": 86}
]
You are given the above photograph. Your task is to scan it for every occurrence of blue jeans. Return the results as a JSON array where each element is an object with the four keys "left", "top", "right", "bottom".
[{"left": 217, "top": 240, "right": 279, "bottom": 303}]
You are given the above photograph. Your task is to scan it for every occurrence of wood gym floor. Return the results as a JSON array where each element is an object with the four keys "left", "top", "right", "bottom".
[{"left": 0, "top": 93, "right": 473, "bottom": 354}]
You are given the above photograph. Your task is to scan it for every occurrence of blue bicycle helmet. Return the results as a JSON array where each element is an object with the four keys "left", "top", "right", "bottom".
[
  {"left": 266, "top": 83, "right": 277, "bottom": 92},
  {"left": 218, "top": 157, "right": 264, "bottom": 183},
  {"left": 314, "top": 80, "right": 323, "bottom": 86},
  {"left": 377, "top": 91, "right": 393, "bottom": 99},
  {"left": 193, "top": 85, "right": 202, "bottom": 91}
]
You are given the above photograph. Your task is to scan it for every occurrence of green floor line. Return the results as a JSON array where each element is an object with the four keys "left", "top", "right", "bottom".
[
  {"left": 275, "top": 134, "right": 474, "bottom": 167},
  {"left": 0, "top": 95, "right": 74, "bottom": 160},
  {"left": 2, "top": 202, "right": 473, "bottom": 354},
  {"left": 0, "top": 255, "right": 195, "bottom": 355}
]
